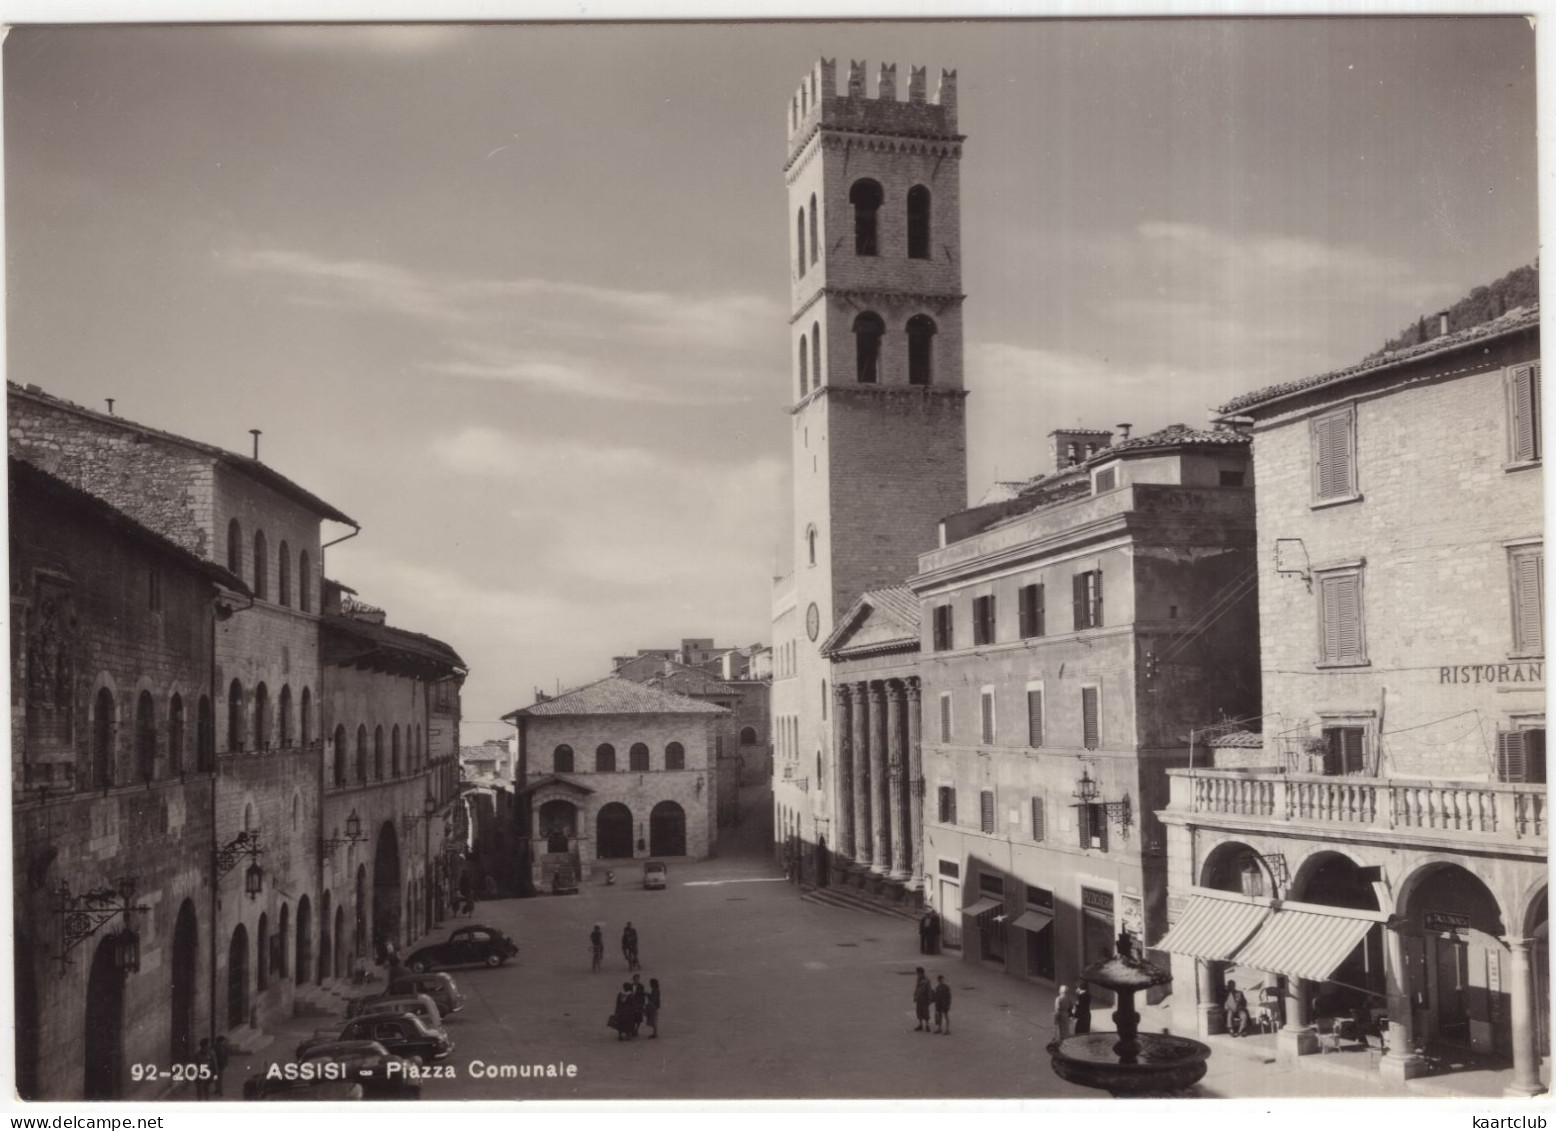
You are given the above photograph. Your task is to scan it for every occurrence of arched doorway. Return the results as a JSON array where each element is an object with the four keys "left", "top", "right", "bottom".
[
  {"left": 372, "top": 823, "right": 402, "bottom": 962},
  {"left": 354, "top": 866, "right": 367, "bottom": 965},
  {"left": 597, "top": 802, "right": 634, "bottom": 859},
  {"left": 169, "top": 900, "right": 198, "bottom": 1063},
  {"left": 227, "top": 924, "right": 249, "bottom": 1030},
  {"left": 84, "top": 934, "right": 126, "bottom": 1098},
  {"left": 1399, "top": 862, "right": 1508, "bottom": 1054},
  {"left": 649, "top": 801, "right": 686, "bottom": 856},
  {"left": 296, "top": 895, "right": 312, "bottom": 985}
]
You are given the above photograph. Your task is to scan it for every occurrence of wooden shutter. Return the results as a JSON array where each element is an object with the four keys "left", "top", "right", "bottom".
[
  {"left": 1095, "top": 467, "right": 1116, "bottom": 493},
  {"left": 1498, "top": 731, "right": 1528, "bottom": 783},
  {"left": 1313, "top": 410, "right": 1354, "bottom": 500},
  {"left": 939, "top": 694, "right": 952, "bottom": 743},
  {"left": 1073, "top": 573, "right": 1086, "bottom": 630},
  {"left": 1511, "top": 547, "right": 1544, "bottom": 655},
  {"left": 1077, "top": 803, "right": 1090, "bottom": 848},
  {"left": 1082, "top": 687, "right": 1100, "bottom": 750},
  {"left": 1035, "top": 584, "right": 1045, "bottom": 636},
  {"left": 1094, "top": 570, "right": 1103, "bottom": 627},
  {"left": 1027, "top": 689, "right": 1044, "bottom": 747},
  {"left": 1320, "top": 573, "right": 1363, "bottom": 663},
  {"left": 981, "top": 691, "right": 995, "bottom": 744},
  {"left": 1031, "top": 796, "right": 1045, "bottom": 842},
  {"left": 1510, "top": 364, "right": 1541, "bottom": 462},
  {"left": 1019, "top": 585, "right": 1034, "bottom": 637},
  {"left": 980, "top": 790, "right": 995, "bottom": 833}
]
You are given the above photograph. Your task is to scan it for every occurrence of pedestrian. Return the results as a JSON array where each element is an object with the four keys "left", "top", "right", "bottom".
[
  {"left": 1072, "top": 981, "right": 1093, "bottom": 1036},
  {"left": 918, "top": 912, "right": 934, "bottom": 955},
  {"left": 1224, "top": 980, "right": 1251, "bottom": 1037},
  {"left": 927, "top": 910, "right": 941, "bottom": 955},
  {"left": 590, "top": 923, "right": 604, "bottom": 973},
  {"left": 622, "top": 922, "right": 640, "bottom": 971},
  {"left": 913, "top": 967, "right": 933, "bottom": 1032},
  {"left": 212, "top": 1034, "right": 230, "bottom": 1096},
  {"left": 611, "top": 982, "right": 634, "bottom": 1040},
  {"left": 933, "top": 974, "right": 952, "bottom": 1034},
  {"left": 646, "top": 978, "right": 662, "bottom": 1039},
  {"left": 1053, "top": 984, "right": 1074, "bottom": 1040},
  {"left": 194, "top": 1038, "right": 216, "bottom": 1100},
  {"left": 630, "top": 974, "right": 647, "bottom": 1036}
]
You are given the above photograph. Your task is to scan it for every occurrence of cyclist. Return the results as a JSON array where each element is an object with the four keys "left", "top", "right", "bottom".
[{"left": 590, "top": 923, "right": 604, "bottom": 972}]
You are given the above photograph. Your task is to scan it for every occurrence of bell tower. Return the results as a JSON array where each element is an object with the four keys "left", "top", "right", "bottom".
[{"left": 772, "top": 57, "right": 968, "bottom": 863}]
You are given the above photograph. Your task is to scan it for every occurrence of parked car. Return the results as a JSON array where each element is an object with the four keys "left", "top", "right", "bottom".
[
  {"left": 406, "top": 924, "right": 518, "bottom": 971},
  {"left": 349, "top": 973, "right": 463, "bottom": 1017},
  {"left": 298, "top": 1039, "right": 422, "bottom": 1100},
  {"left": 352, "top": 992, "right": 443, "bottom": 1031},
  {"left": 551, "top": 865, "right": 579, "bottom": 895},
  {"left": 297, "top": 1013, "right": 453, "bottom": 1064},
  {"left": 643, "top": 860, "right": 667, "bottom": 890}
]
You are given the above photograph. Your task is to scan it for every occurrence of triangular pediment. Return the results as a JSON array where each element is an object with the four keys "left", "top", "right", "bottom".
[{"left": 820, "top": 586, "right": 920, "bottom": 659}]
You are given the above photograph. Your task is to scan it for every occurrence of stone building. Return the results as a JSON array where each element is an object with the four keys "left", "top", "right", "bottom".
[
  {"left": 908, "top": 425, "right": 1259, "bottom": 988},
  {"left": 505, "top": 676, "right": 727, "bottom": 886},
  {"left": 771, "top": 58, "right": 969, "bottom": 882},
  {"left": 1156, "top": 303, "right": 1547, "bottom": 1094}
]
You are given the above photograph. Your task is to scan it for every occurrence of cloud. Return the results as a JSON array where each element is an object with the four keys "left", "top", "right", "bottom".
[{"left": 242, "top": 25, "right": 468, "bottom": 58}]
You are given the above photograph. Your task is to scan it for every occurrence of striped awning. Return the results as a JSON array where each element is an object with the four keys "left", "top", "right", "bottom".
[
  {"left": 1012, "top": 910, "right": 1054, "bottom": 933},
  {"left": 1153, "top": 895, "right": 1269, "bottom": 962},
  {"left": 1233, "top": 908, "right": 1376, "bottom": 982},
  {"left": 962, "top": 897, "right": 1004, "bottom": 918}
]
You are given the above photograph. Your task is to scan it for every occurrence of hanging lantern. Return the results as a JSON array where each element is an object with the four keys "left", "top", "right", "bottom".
[
  {"left": 245, "top": 860, "right": 264, "bottom": 899},
  {"left": 113, "top": 928, "right": 141, "bottom": 974},
  {"left": 345, "top": 810, "right": 363, "bottom": 842}
]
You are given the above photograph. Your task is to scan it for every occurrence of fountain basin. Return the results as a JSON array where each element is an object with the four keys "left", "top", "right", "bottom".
[{"left": 1049, "top": 1032, "right": 1211, "bottom": 1097}]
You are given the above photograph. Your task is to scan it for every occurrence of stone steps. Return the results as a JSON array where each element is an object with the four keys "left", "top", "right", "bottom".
[{"left": 802, "top": 883, "right": 920, "bottom": 923}]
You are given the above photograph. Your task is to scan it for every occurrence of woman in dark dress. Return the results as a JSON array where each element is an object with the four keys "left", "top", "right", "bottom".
[
  {"left": 1071, "top": 982, "right": 1093, "bottom": 1035},
  {"left": 646, "top": 978, "right": 662, "bottom": 1038},
  {"left": 611, "top": 983, "right": 635, "bottom": 1040}
]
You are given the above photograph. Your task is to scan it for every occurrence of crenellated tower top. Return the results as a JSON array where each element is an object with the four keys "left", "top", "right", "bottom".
[{"left": 786, "top": 57, "right": 959, "bottom": 163}]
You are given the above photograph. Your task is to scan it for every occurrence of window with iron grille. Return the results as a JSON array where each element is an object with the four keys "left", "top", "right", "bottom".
[
  {"left": 939, "top": 693, "right": 952, "bottom": 743},
  {"left": 1507, "top": 363, "right": 1542, "bottom": 464},
  {"left": 1081, "top": 686, "right": 1100, "bottom": 750},
  {"left": 979, "top": 790, "right": 995, "bottom": 833},
  {"left": 973, "top": 595, "right": 996, "bottom": 645},
  {"left": 1509, "top": 544, "right": 1544, "bottom": 656},
  {"left": 1317, "top": 568, "right": 1367, "bottom": 665},
  {"left": 1497, "top": 728, "right": 1547, "bottom": 784},
  {"left": 1078, "top": 803, "right": 1108, "bottom": 851},
  {"left": 1031, "top": 796, "right": 1046, "bottom": 842},
  {"left": 933, "top": 604, "right": 954, "bottom": 651},
  {"left": 1073, "top": 570, "right": 1103, "bottom": 630},
  {"left": 937, "top": 786, "right": 957, "bottom": 824},
  {"left": 1311, "top": 404, "right": 1357, "bottom": 502},
  {"left": 1018, "top": 583, "right": 1045, "bottom": 638},
  {"left": 980, "top": 688, "right": 996, "bottom": 745},
  {"left": 1027, "top": 688, "right": 1044, "bottom": 747}
]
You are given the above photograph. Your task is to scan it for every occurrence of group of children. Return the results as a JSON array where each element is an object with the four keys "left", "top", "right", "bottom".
[{"left": 911, "top": 968, "right": 954, "bottom": 1034}]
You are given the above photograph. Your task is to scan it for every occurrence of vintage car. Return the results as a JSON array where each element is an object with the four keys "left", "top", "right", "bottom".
[
  {"left": 297, "top": 1013, "right": 453, "bottom": 1064},
  {"left": 551, "top": 865, "right": 580, "bottom": 895},
  {"left": 642, "top": 861, "right": 668, "bottom": 890},
  {"left": 298, "top": 1039, "right": 423, "bottom": 1100},
  {"left": 406, "top": 924, "right": 518, "bottom": 971},
  {"left": 369, "top": 972, "right": 463, "bottom": 1016},
  {"left": 352, "top": 992, "right": 443, "bottom": 1031}
]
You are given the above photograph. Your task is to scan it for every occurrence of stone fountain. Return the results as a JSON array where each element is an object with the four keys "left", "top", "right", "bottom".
[{"left": 1048, "top": 931, "right": 1211, "bottom": 1097}]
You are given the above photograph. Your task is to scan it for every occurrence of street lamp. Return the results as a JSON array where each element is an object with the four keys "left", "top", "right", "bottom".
[
  {"left": 215, "top": 830, "right": 265, "bottom": 900},
  {"left": 51, "top": 876, "right": 149, "bottom": 975},
  {"left": 344, "top": 809, "right": 364, "bottom": 845}
]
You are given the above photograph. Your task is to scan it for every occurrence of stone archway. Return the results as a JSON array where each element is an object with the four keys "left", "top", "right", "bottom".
[
  {"left": 317, "top": 891, "right": 331, "bottom": 984},
  {"left": 1397, "top": 861, "right": 1509, "bottom": 1056},
  {"left": 372, "top": 822, "right": 402, "bottom": 961},
  {"left": 650, "top": 800, "right": 686, "bottom": 857},
  {"left": 226, "top": 924, "right": 249, "bottom": 1030},
  {"left": 84, "top": 934, "right": 126, "bottom": 1098},
  {"left": 596, "top": 802, "right": 633, "bottom": 860},
  {"left": 354, "top": 865, "right": 368, "bottom": 964},
  {"left": 169, "top": 900, "right": 198, "bottom": 1063},
  {"left": 1284, "top": 850, "right": 1384, "bottom": 1013},
  {"left": 1201, "top": 840, "right": 1273, "bottom": 898}
]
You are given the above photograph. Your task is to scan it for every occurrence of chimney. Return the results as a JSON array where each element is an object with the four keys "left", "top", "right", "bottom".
[
  {"left": 1117, "top": 422, "right": 1133, "bottom": 441},
  {"left": 1438, "top": 310, "right": 1450, "bottom": 337},
  {"left": 250, "top": 429, "right": 262, "bottom": 459},
  {"left": 105, "top": 398, "right": 115, "bottom": 416}
]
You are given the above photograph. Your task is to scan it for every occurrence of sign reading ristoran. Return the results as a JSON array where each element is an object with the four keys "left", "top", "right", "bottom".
[{"left": 1438, "top": 662, "right": 1543, "bottom": 684}]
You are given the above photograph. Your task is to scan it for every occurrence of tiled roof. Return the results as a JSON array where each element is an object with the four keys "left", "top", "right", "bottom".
[
  {"left": 865, "top": 585, "right": 921, "bottom": 629},
  {"left": 9, "top": 381, "right": 357, "bottom": 525},
  {"left": 643, "top": 662, "right": 739, "bottom": 696},
  {"left": 322, "top": 614, "right": 466, "bottom": 674},
  {"left": 820, "top": 585, "right": 921, "bottom": 657},
  {"left": 1216, "top": 304, "right": 1540, "bottom": 415},
  {"left": 508, "top": 676, "right": 729, "bottom": 719},
  {"left": 1093, "top": 423, "right": 1249, "bottom": 460},
  {"left": 10, "top": 456, "right": 250, "bottom": 594},
  {"left": 1207, "top": 730, "right": 1265, "bottom": 749}
]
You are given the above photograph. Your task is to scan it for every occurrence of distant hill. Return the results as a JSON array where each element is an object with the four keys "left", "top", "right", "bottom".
[{"left": 1369, "top": 262, "right": 1538, "bottom": 357}]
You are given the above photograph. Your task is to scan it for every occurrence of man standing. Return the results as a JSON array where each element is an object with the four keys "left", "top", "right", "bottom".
[
  {"left": 933, "top": 975, "right": 952, "bottom": 1035},
  {"left": 590, "top": 923, "right": 605, "bottom": 972},
  {"left": 1072, "top": 982, "right": 1093, "bottom": 1035},
  {"left": 630, "top": 974, "right": 647, "bottom": 1036},
  {"left": 622, "top": 922, "right": 640, "bottom": 971},
  {"left": 1053, "top": 985, "right": 1075, "bottom": 1040},
  {"left": 913, "top": 967, "right": 933, "bottom": 1031}
]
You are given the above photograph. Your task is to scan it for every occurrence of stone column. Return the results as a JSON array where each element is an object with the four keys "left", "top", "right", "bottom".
[
  {"left": 1379, "top": 924, "right": 1426, "bottom": 1082},
  {"left": 905, "top": 679, "right": 925, "bottom": 890},
  {"left": 886, "top": 681, "right": 911, "bottom": 880},
  {"left": 851, "top": 681, "right": 873, "bottom": 871},
  {"left": 868, "top": 681, "right": 889, "bottom": 874},
  {"left": 833, "top": 685, "right": 855, "bottom": 862},
  {"left": 1197, "top": 960, "right": 1227, "bottom": 1037},
  {"left": 1278, "top": 976, "right": 1319, "bottom": 1060},
  {"left": 1504, "top": 936, "right": 1545, "bottom": 1097}
]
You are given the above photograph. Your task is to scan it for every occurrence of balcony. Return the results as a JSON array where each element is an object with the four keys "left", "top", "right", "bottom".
[{"left": 1165, "top": 768, "right": 1545, "bottom": 853}]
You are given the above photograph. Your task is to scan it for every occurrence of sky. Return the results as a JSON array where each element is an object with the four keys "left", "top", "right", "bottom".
[{"left": 4, "top": 18, "right": 1538, "bottom": 741}]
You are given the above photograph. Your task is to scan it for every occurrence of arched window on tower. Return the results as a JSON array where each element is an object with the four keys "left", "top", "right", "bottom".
[
  {"left": 252, "top": 530, "right": 268, "bottom": 600},
  {"left": 278, "top": 685, "right": 293, "bottom": 748},
  {"left": 300, "top": 688, "right": 312, "bottom": 747},
  {"left": 168, "top": 693, "right": 184, "bottom": 776},
  {"left": 356, "top": 725, "right": 368, "bottom": 783},
  {"left": 299, "top": 550, "right": 311, "bottom": 612},
  {"left": 808, "top": 193, "right": 819, "bottom": 265},
  {"left": 798, "top": 339, "right": 808, "bottom": 398},
  {"left": 907, "top": 185, "right": 932, "bottom": 259},
  {"left": 796, "top": 209, "right": 806, "bottom": 278},
  {"left": 278, "top": 541, "right": 291, "bottom": 607},
  {"left": 850, "top": 179, "right": 883, "bottom": 256},
  {"left": 136, "top": 691, "right": 156, "bottom": 782},
  {"left": 227, "top": 519, "right": 243, "bottom": 579},
  {"left": 806, "top": 525, "right": 818, "bottom": 567},
  {"left": 811, "top": 322, "right": 822, "bottom": 386},
  {"left": 907, "top": 315, "right": 937, "bottom": 386},
  {"left": 254, "top": 682, "right": 270, "bottom": 750},
  {"left": 853, "top": 312, "right": 884, "bottom": 384},
  {"left": 227, "top": 679, "right": 245, "bottom": 753}
]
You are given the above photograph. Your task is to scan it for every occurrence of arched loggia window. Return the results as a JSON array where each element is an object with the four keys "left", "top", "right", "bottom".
[
  {"left": 278, "top": 541, "right": 291, "bottom": 607},
  {"left": 799, "top": 339, "right": 808, "bottom": 398},
  {"left": 853, "top": 313, "right": 884, "bottom": 384},
  {"left": 811, "top": 322, "right": 822, "bottom": 387},
  {"left": 806, "top": 525, "right": 818, "bottom": 566},
  {"left": 808, "top": 193, "right": 819, "bottom": 265},
  {"left": 796, "top": 209, "right": 806, "bottom": 278},
  {"left": 850, "top": 179, "right": 883, "bottom": 256},
  {"left": 907, "top": 314, "right": 937, "bottom": 386},
  {"left": 907, "top": 185, "right": 932, "bottom": 259},
  {"left": 252, "top": 530, "right": 268, "bottom": 600},
  {"left": 227, "top": 519, "right": 242, "bottom": 578}
]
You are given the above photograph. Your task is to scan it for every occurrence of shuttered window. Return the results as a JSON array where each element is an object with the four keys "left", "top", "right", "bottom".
[
  {"left": 1317, "top": 570, "right": 1367, "bottom": 665},
  {"left": 1073, "top": 570, "right": 1103, "bottom": 630},
  {"left": 933, "top": 604, "right": 954, "bottom": 651},
  {"left": 1027, "top": 689, "right": 1044, "bottom": 747},
  {"left": 939, "top": 693, "right": 952, "bottom": 743},
  {"left": 1311, "top": 406, "right": 1357, "bottom": 502},
  {"left": 938, "top": 786, "right": 957, "bottom": 824},
  {"left": 1078, "top": 803, "right": 1108, "bottom": 851},
  {"left": 1509, "top": 544, "right": 1544, "bottom": 656},
  {"left": 1018, "top": 583, "right": 1045, "bottom": 638},
  {"left": 1031, "top": 796, "right": 1046, "bottom": 842},
  {"left": 1498, "top": 729, "right": 1547, "bottom": 784},
  {"left": 1094, "top": 467, "right": 1117, "bottom": 493},
  {"left": 1322, "top": 726, "right": 1367, "bottom": 776},
  {"left": 1508, "top": 363, "right": 1542, "bottom": 463},
  {"left": 1081, "top": 686, "right": 1100, "bottom": 750},
  {"left": 973, "top": 595, "right": 996, "bottom": 645},
  {"left": 980, "top": 688, "right": 996, "bottom": 745},
  {"left": 980, "top": 790, "right": 996, "bottom": 834}
]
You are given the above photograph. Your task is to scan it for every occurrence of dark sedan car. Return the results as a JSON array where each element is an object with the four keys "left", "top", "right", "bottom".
[
  {"left": 406, "top": 924, "right": 518, "bottom": 971},
  {"left": 297, "top": 1015, "right": 453, "bottom": 1064}
]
